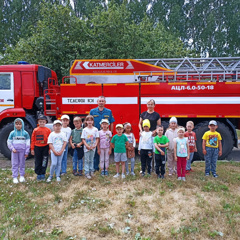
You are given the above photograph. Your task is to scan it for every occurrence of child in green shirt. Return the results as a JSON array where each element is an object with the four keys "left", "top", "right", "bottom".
[
  {"left": 154, "top": 125, "right": 169, "bottom": 179},
  {"left": 110, "top": 124, "right": 129, "bottom": 179}
]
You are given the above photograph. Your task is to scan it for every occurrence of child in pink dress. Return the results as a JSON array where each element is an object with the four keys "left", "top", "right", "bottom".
[{"left": 98, "top": 119, "right": 112, "bottom": 176}]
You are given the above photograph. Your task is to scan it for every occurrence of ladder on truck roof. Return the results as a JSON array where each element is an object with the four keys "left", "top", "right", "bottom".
[{"left": 136, "top": 57, "right": 240, "bottom": 82}]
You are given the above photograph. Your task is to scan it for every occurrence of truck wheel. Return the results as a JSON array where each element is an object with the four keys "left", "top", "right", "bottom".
[
  {"left": 194, "top": 121, "right": 234, "bottom": 160},
  {"left": 0, "top": 122, "right": 33, "bottom": 160}
]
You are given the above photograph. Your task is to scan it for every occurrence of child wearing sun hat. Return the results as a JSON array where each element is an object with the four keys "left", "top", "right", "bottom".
[{"left": 138, "top": 119, "right": 154, "bottom": 176}]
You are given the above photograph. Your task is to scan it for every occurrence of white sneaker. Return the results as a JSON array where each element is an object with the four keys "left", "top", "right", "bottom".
[
  {"left": 13, "top": 178, "right": 18, "bottom": 184},
  {"left": 126, "top": 172, "right": 129, "bottom": 175},
  {"left": 182, "top": 177, "right": 186, "bottom": 181},
  {"left": 177, "top": 177, "right": 182, "bottom": 180},
  {"left": 86, "top": 174, "right": 92, "bottom": 180},
  {"left": 122, "top": 174, "right": 126, "bottom": 179},
  {"left": 113, "top": 173, "right": 120, "bottom": 178},
  {"left": 19, "top": 176, "right": 25, "bottom": 183},
  {"left": 131, "top": 172, "right": 135, "bottom": 176},
  {"left": 46, "top": 177, "right": 52, "bottom": 183},
  {"left": 56, "top": 177, "right": 61, "bottom": 182}
]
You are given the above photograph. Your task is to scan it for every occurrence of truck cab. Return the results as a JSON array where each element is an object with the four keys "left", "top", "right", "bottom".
[{"left": 0, "top": 63, "right": 59, "bottom": 159}]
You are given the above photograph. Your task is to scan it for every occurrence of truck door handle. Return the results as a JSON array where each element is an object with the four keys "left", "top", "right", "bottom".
[{"left": 7, "top": 99, "right": 14, "bottom": 101}]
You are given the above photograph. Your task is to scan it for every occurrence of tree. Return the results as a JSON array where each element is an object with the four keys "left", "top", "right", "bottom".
[
  {"left": 1, "top": 2, "right": 86, "bottom": 79},
  {"left": 71, "top": 0, "right": 107, "bottom": 18},
  {"left": 82, "top": 3, "right": 191, "bottom": 59},
  {"left": 0, "top": 0, "right": 66, "bottom": 53},
  {"left": 150, "top": 0, "right": 240, "bottom": 56},
  {"left": 1, "top": 2, "right": 192, "bottom": 79}
]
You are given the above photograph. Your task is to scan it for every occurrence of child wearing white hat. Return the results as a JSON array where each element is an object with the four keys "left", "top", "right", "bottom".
[
  {"left": 98, "top": 119, "right": 112, "bottom": 176},
  {"left": 165, "top": 117, "right": 178, "bottom": 175},
  {"left": 60, "top": 115, "right": 72, "bottom": 175},
  {"left": 47, "top": 120, "right": 67, "bottom": 182}
]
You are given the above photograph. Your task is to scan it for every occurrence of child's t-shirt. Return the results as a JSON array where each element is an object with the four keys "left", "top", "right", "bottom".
[
  {"left": 175, "top": 137, "right": 188, "bottom": 157},
  {"left": 31, "top": 127, "right": 51, "bottom": 150},
  {"left": 138, "top": 131, "right": 154, "bottom": 151},
  {"left": 202, "top": 131, "right": 222, "bottom": 148},
  {"left": 71, "top": 128, "right": 83, "bottom": 144},
  {"left": 81, "top": 127, "right": 99, "bottom": 152},
  {"left": 154, "top": 135, "right": 169, "bottom": 154},
  {"left": 111, "top": 134, "right": 128, "bottom": 153},
  {"left": 165, "top": 128, "right": 178, "bottom": 150},
  {"left": 47, "top": 131, "right": 67, "bottom": 153},
  {"left": 124, "top": 133, "right": 136, "bottom": 147},
  {"left": 99, "top": 130, "right": 112, "bottom": 149},
  {"left": 184, "top": 131, "right": 197, "bottom": 153},
  {"left": 62, "top": 127, "right": 72, "bottom": 141}
]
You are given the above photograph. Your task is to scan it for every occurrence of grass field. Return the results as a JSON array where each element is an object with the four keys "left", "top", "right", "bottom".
[{"left": 0, "top": 161, "right": 240, "bottom": 240}]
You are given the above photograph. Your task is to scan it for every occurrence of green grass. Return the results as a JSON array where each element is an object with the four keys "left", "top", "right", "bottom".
[{"left": 0, "top": 161, "right": 239, "bottom": 239}]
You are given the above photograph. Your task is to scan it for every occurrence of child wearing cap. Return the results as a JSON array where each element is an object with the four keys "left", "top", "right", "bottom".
[
  {"left": 165, "top": 117, "right": 178, "bottom": 176},
  {"left": 81, "top": 115, "right": 99, "bottom": 180},
  {"left": 110, "top": 124, "right": 129, "bottom": 179},
  {"left": 138, "top": 119, "right": 154, "bottom": 176},
  {"left": 124, "top": 123, "right": 136, "bottom": 176},
  {"left": 70, "top": 116, "right": 84, "bottom": 176},
  {"left": 174, "top": 127, "right": 190, "bottom": 181},
  {"left": 47, "top": 120, "right": 67, "bottom": 182},
  {"left": 98, "top": 119, "right": 112, "bottom": 176},
  {"left": 31, "top": 115, "right": 51, "bottom": 181},
  {"left": 7, "top": 118, "right": 30, "bottom": 184},
  {"left": 202, "top": 120, "right": 222, "bottom": 178},
  {"left": 60, "top": 115, "right": 72, "bottom": 175}
]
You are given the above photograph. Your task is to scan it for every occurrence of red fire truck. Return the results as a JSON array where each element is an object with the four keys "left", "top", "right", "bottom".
[{"left": 0, "top": 58, "right": 239, "bottom": 160}]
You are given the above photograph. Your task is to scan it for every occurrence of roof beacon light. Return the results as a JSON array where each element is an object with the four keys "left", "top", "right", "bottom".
[{"left": 18, "top": 61, "right": 29, "bottom": 64}]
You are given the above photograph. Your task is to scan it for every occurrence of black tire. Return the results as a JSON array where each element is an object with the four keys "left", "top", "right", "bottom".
[
  {"left": 194, "top": 121, "right": 234, "bottom": 160},
  {"left": 0, "top": 122, "right": 33, "bottom": 160}
]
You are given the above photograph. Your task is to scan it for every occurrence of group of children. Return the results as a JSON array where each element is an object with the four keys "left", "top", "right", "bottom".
[{"left": 7, "top": 114, "right": 222, "bottom": 183}]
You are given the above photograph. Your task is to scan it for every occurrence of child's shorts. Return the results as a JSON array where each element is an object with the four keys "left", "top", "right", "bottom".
[{"left": 114, "top": 153, "right": 127, "bottom": 162}]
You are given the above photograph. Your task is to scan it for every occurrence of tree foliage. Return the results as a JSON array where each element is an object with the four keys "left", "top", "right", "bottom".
[
  {"left": 1, "top": 0, "right": 239, "bottom": 59},
  {"left": 85, "top": 3, "right": 189, "bottom": 59},
  {"left": 151, "top": 0, "right": 240, "bottom": 56},
  {"left": 0, "top": 0, "right": 66, "bottom": 52},
  {"left": 1, "top": 1, "right": 191, "bottom": 79},
  {"left": 1, "top": 3, "right": 85, "bottom": 79}
]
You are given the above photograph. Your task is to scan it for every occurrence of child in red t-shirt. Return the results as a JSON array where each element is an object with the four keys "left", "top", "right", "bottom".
[
  {"left": 31, "top": 115, "right": 51, "bottom": 181},
  {"left": 184, "top": 121, "right": 197, "bottom": 173}
]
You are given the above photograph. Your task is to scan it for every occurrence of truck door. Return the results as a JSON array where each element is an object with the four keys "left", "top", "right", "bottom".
[{"left": 0, "top": 73, "right": 14, "bottom": 112}]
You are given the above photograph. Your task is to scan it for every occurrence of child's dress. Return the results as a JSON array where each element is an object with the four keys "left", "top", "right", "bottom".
[{"left": 99, "top": 130, "right": 112, "bottom": 170}]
